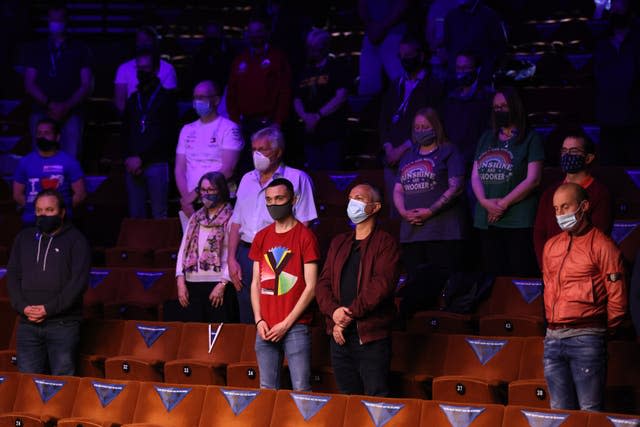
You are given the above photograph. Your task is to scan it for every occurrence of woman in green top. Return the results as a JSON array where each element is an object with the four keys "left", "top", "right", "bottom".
[{"left": 471, "top": 87, "right": 544, "bottom": 276}]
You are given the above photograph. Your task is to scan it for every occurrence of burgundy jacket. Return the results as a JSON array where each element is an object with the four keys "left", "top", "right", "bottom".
[{"left": 315, "top": 226, "right": 400, "bottom": 344}]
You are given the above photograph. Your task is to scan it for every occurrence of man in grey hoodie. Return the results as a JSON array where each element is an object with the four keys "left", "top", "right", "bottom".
[{"left": 7, "top": 188, "right": 90, "bottom": 375}]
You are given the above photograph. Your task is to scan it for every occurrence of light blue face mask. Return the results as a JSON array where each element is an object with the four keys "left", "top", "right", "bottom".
[
  {"left": 347, "top": 199, "right": 370, "bottom": 224},
  {"left": 556, "top": 202, "right": 585, "bottom": 231},
  {"left": 193, "top": 100, "right": 213, "bottom": 117}
]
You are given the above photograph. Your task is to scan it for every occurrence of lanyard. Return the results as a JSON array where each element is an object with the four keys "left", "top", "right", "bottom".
[
  {"left": 49, "top": 45, "right": 62, "bottom": 78},
  {"left": 136, "top": 85, "right": 161, "bottom": 134},
  {"left": 392, "top": 74, "right": 424, "bottom": 124}
]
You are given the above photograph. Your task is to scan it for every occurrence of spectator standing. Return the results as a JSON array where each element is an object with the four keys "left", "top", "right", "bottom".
[
  {"left": 24, "top": 3, "right": 92, "bottom": 159},
  {"left": 190, "top": 22, "right": 235, "bottom": 92},
  {"left": 227, "top": 127, "right": 317, "bottom": 324},
  {"left": 543, "top": 183, "right": 627, "bottom": 411},
  {"left": 471, "top": 87, "right": 543, "bottom": 276},
  {"left": 6, "top": 189, "right": 91, "bottom": 375},
  {"left": 250, "top": 178, "right": 320, "bottom": 391},
  {"left": 121, "top": 50, "right": 178, "bottom": 219},
  {"left": 293, "top": 29, "right": 349, "bottom": 170},
  {"left": 175, "top": 80, "right": 243, "bottom": 217},
  {"left": 315, "top": 184, "right": 400, "bottom": 396},
  {"left": 174, "top": 172, "right": 238, "bottom": 323}
]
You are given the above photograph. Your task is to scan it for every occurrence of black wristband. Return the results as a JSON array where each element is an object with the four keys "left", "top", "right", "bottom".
[{"left": 255, "top": 319, "right": 265, "bottom": 327}]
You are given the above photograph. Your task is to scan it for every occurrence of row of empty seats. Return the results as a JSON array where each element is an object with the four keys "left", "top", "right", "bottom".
[
  {"left": 1, "top": 319, "right": 637, "bottom": 413},
  {"left": 0, "top": 371, "right": 638, "bottom": 427}
]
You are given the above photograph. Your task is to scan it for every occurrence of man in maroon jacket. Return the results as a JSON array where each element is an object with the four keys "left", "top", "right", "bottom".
[{"left": 315, "top": 183, "right": 400, "bottom": 396}]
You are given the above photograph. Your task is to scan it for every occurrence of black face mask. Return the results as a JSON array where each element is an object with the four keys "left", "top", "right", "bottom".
[
  {"left": 36, "top": 215, "right": 62, "bottom": 234},
  {"left": 560, "top": 153, "right": 587, "bottom": 174},
  {"left": 401, "top": 56, "right": 422, "bottom": 74},
  {"left": 36, "top": 137, "right": 59, "bottom": 152},
  {"left": 455, "top": 70, "right": 477, "bottom": 88},
  {"left": 267, "top": 201, "right": 293, "bottom": 221},
  {"left": 494, "top": 111, "right": 510, "bottom": 128}
]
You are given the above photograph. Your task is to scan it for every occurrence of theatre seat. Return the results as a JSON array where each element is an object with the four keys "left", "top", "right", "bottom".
[
  {"left": 198, "top": 386, "right": 276, "bottom": 427},
  {"left": 341, "top": 395, "right": 423, "bottom": 427},
  {"left": 479, "top": 314, "right": 545, "bottom": 337},
  {"left": 57, "top": 377, "right": 140, "bottom": 427},
  {"left": 407, "top": 311, "right": 476, "bottom": 335},
  {"left": 122, "top": 381, "right": 206, "bottom": 427},
  {"left": 308, "top": 326, "right": 339, "bottom": 393},
  {"left": 501, "top": 405, "right": 590, "bottom": 427},
  {"left": 508, "top": 337, "right": 548, "bottom": 409},
  {"left": 0, "top": 322, "right": 17, "bottom": 372},
  {"left": 0, "top": 374, "right": 80, "bottom": 427},
  {"left": 432, "top": 335, "right": 525, "bottom": 404},
  {"left": 104, "top": 269, "right": 175, "bottom": 320},
  {"left": 393, "top": 333, "right": 449, "bottom": 399},
  {"left": 0, "top": 372, "right": 20, "bottom": 413},
  {"left": 481, "top": 277, "right": 545, "bottom": 319},
  {"left": 164, "top": 323, "right": 246, "bottom": 385},
  {"left": 0, "top": 300, "right": 16, "bottom": 350},
  {"left": 269, "top": 390, "right": 348, "bottom": 427},
  {"left": 586, "top": 411, "right": 640, "bottom": 427},
  {"left": 605, "top": 340, "right": 640, "bottom": 414},
  {"left": 226, "top": 327, "right": 261, "bottom": 389},
  {"left": 83, "top": 268, "right": 123, "bottom": 318},
  {"left": 419, "top": 400, "right": 504, "bottom": 427},
  {"left": 105, "top": 321, "right": 182, "bottom": 382},
  {"left": 77, "top": 319, "right": 125, "bottom": 378}
]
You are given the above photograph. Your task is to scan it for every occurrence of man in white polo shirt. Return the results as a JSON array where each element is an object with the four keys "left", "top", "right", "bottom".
[
  {"left": 228, "top": 126, "right": 317, "bottom": 323},
  {"left": 175, "top": 80, "right": 244, "bottom": 216}
]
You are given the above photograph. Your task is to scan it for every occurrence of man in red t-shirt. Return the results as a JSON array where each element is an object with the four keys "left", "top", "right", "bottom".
[{"left": 249, "top": 177, "right": 319, "bottom": 391}]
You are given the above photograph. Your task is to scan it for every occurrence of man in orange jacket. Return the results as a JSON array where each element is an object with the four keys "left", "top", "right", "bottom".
[{"left": 542, "top": 183, "right": 627, "bottom": 411}]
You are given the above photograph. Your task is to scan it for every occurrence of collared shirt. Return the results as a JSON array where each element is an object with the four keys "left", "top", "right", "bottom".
[{"left": 230, "top": 164, "right": 317, "bottom": 243}]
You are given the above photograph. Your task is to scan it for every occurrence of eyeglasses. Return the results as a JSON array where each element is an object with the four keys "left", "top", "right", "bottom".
[
  {"left": 493, "top": 104, "right": 509, "bottom": 112},
  {"left": 560, "top": 148, "right": 586, "bottom": 156},
  {"left": 199, "top": 187, "right": 217, "bottom": 194}
]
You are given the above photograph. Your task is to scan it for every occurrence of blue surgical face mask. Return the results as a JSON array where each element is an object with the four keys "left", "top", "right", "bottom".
[
  {"left": 347, "top": 199, "right": 370, "bottom": 224},
  {"left": 193, "top": 100, "right": 213, "bottom": 117},
  {"left": 556, "top": 202, "right": 585, "bottom": 231}
]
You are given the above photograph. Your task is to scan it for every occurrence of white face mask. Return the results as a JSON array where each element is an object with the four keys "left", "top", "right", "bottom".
[
  {"left": 253, "top": 151, "right": 271, "bottom": 172},
  {"left": 347, "top": 199, "right": 370, "bottom": 224},
  {"left": 556, "top": 202, "right": 584, "bottom": 231}
]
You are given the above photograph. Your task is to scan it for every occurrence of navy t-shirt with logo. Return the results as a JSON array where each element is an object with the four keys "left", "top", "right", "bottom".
[
  {"left": 396, "top": 142, "right": 467, "bottom": 242},
  {"left": 13, "top": 151, "right": 84, "bottom": 224},
  {"left": 473, "top": 129, "right": 544, "bottom": 229}
]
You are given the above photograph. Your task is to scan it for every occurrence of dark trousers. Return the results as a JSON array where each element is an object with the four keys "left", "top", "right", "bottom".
[
  {"left": 479, "top": 226, "right": 539, "bottom": 277},
  {"left": 17, "top": 319, "right": 80, "bottom": 376},
  {"left": 330, "top": 327, "right": 391, "bottom": 396},
  {"left": 175, "top": 281, "right": 239, "bottom": 323}
]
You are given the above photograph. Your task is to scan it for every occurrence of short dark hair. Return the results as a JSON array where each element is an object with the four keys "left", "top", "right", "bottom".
[
  {"left": 137, "top": 25, "right": 160, "bottom": 43},
  {"left": 456, "top": 49, "right": 482, "bottom": 68},
  {"left": 197, "top": 171, "right": 230, "bottom": 203},
  {"left": 36, "top": 117, "right": 61, "bottom": 135},
  {"left": 400, "top": 32, "right": 426, "bottom": 53},
  {"left": 35, "top": 189, "right": 66, "bottom": 210},
  {"left": 563, "top": 127, "right": 595, "bottom": 155},
  {"left": 493, "top": 86, "right": 527, "bottom": 144},
  {"left": 267, "top": 178, "right": 294, "bottom": 199}
]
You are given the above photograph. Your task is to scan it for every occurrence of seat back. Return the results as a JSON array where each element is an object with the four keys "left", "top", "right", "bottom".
[
  {"left": 131, "top": 381, "right": 206, "bottom": 427},
  {"left": 269, "top": 390, "right": 348, "bottom": 427},
  {"left": 342, "top": 395, "right": 423, "bottom": 427},
  {"left": 502, "top": 405, "right": 590, "bottom": 427},
  {"left": 198, "top": 386, "right": 276, "bottom": 427},
  {"left": 586, "top": 411, "right": 640, "bottom": 427},
  {"left": 69, "top": 377, "right": 140, "bottom": 424},
  {"left": 11, "top": 374, "right": 80, "bottom": 419},
  {"left": 118, "top": 320, "right": 182, "bottom": 360},
  {"left": 0, "top": 371, "right": 20, "bottom": 412},
  {"left": 116, "top": 218, "right": 181, "bottom": 249},
  {"left": 518, "top": 337, "right": 545, "bottom": 380},
  {"left": 114, "top": 268, "right": 176, "bottom": 310},
  {"left": 83, "top": 268, "right": 124, "bottom": 309},
  {"left": 484, "top": 277, "right": 545, "bottom": 318},
  {"left": 442, "top": 335, "right": 524, "bottom": 382},
  {"left": 391, "top": 332, "right": 449, "bottom": 377},
  {"left": 239, "top": 326, "right": 257, "bottom": 362},
  {"left": 420, "top": 400, "right": 504, "bottom": 426},
  {"left": 175, "top": 323, "right": 246, "bottom": 364},
  {"left": 0, "top": 299, "right": 16, "bottom": 349},
  {"left": 78, "top": 319, "right": 125, "bottom": 357}
]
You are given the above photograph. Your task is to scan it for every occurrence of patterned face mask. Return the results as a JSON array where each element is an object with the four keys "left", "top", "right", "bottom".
[{"left": 560, "top": 153, "right": 587, "bottom": 174}]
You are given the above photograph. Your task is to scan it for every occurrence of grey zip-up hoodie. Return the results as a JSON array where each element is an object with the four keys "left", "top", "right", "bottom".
[{"left": 7, "top": 222, "right": 91, "bottom": 322}]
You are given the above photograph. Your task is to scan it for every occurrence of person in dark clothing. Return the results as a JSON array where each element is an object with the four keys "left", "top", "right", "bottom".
[
  {"left": 121, "top": 49, "right": 178, "bottom": 218},
  {"left": 444, "top": 0, "right": 506, "bottom": 84},
  {"left": 6, "top": 189, "right": 90, "bottom": 375},
  {"left": 593, "top": 0, "right": 640, "bottom": 166},
  {"left": 293, "top": 28, "right": 349, "bottom": 170},
  {"left": 190, "top": 21, "right": 235, "bottom": 92},
  {"left": 380, "top": 33, "right": 445, "bottom": 215},
  {"left": 442, "top": 50, "right": 493, "bottom": 167},
  {"left": 315, "top": 184, "right": 401, "bottom": 396}
]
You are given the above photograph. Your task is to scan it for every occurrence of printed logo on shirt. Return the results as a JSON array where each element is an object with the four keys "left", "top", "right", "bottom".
[
  {"left": 477, "top": 148, "right": 514, "bottom": 184},
  {"left": 43, "top": 164, "right": 64, "bottom": 174},
  {"left": 260, "top": 246, "right": 297, "bottom": 296},
  {"left": 400, "top": 158, "right": 437, "bottom": 194}
]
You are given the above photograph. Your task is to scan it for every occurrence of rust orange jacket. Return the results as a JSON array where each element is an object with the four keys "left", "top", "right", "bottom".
[{"left": 542, "top": 225, "right": 627, "bottom": 330}]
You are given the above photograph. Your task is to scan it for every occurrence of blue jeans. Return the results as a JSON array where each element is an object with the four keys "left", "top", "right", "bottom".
[
  {"left": 125, "top": 162, "right": 168, "bottom": 218},
  {"left": 255, "top": 324, "right": 311, "bottom": 391},
  {"left": 17, "top": 319, "right": 80, "bottom": 376},
  {"left": 236, "top": 243, "right": 255, "bottom": 324},
  {"left": 543, "top": 334, "right": 607, "bottom": 411},
  {"left": 30, "top": 111, "right": 84, "bottom": 159}
]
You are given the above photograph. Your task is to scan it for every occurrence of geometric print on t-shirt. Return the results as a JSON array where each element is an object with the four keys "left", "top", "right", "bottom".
[{"left": 260, "top": 246, "right": 297, "bottom": 296}]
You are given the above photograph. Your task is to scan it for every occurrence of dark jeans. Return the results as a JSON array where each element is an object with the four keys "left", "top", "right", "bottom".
[
  {"left": 544, "top": 334, "right": 607, "bottom": 411},
  {"left": 17, "top": 319, "right": 80, "bottom": 375},
  {"left": 304, "top": 139, "right": 343, "bottom": 170},
  {"left": 236, "top": 243, "right": 256, "bottom": 324},
  {"left": 330, "top": 327, "right": 391, "bottom": 396},
  {"left": 175, "top": 281, "right": 239, "bottom": 323},
  {"left": 478, "top": 226, "right": 539, "bottom": 277},
  {"left": 125, "top": 162, "right": 169, "bottom": 219}
]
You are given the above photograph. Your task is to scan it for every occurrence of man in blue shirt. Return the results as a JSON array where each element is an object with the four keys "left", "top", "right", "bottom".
[{"left": 13, "top": 118, "right": 86, "bottom": 226}]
